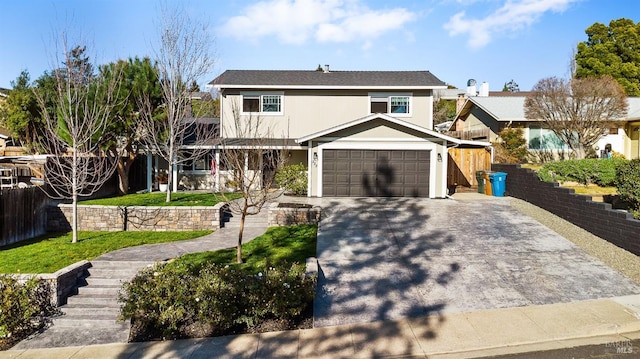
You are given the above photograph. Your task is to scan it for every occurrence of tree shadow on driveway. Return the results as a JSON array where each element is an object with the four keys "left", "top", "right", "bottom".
[{"left": 314, "top": 197, "right": 458, "bottom": 328}]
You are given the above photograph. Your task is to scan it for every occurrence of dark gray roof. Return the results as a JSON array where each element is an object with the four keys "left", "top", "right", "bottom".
[{"left": 210, "top": 70, "right": 446, "bottom": 88}]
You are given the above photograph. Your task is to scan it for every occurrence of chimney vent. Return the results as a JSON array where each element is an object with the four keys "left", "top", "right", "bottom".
[{"left": 324, "top": 64, "right": 330, "bottom": 73}]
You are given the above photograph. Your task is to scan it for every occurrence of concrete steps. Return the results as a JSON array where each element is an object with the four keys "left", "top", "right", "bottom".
[{"left": 46, "top": 259, "right": 154, "bottom": 342}]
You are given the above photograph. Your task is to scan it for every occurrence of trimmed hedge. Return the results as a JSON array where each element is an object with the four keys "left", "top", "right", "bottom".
[{"left": 537, "top": 158, "right": 627, "bottom": 186}]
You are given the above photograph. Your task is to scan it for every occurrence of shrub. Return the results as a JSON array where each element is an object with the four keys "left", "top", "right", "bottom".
[
  {"left": 493, "top": 127, "right": 528, "bottom": 164},
  {"left": 0, "top": 276, "right": 56, "bottom": 348},
  {"left": 119, "top": 262, "right": 316, "bottom": 340},
  {"left": 615, "top": 159, "right": 640, "bottom": 218},
  {"left": 538, "top": 158, "right": 627, "bottom": 186},
  {"left": 275, "top": 163, "right": 308, "bottom": 196}
]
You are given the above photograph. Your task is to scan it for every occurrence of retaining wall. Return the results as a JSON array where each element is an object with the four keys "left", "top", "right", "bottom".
[
  {"left": 47, "top": 202, "right": 227, "bottom": 232},
  {"left": 492, "top": 164, "right": 640, "bottom": 255},
  {"left": 18, "top": 260, "right": 91, "bottom": 307},
  {"left": 268, "top": 202, "right": 322, "bottom": 226}
]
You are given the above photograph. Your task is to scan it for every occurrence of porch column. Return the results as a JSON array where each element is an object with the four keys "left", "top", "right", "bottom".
[
  {"left": 146, "top": 152, "right": 153, "bottom": 192},
  {"left": 214, "top": 151, "right": 220, "bottom": 192},
  {"left": 172, "top": 162, "right": 178, "bottom": 193}
]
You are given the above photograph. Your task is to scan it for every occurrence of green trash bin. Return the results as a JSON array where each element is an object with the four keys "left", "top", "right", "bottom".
[{"left": 475, "top": 171, "right": 485, "bottom": 193}]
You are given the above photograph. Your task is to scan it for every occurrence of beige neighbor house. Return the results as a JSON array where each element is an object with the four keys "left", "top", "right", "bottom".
[
  {"left": 210, "top": 68, "right": 490, "bottom": 198},
  {"left": 450, "top": 94, "right": 640, "bottom": 160}
]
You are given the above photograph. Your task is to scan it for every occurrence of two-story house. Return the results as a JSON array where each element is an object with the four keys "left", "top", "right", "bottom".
[{"left": 210, "top": 68, "right": 490, "bottom": 198}]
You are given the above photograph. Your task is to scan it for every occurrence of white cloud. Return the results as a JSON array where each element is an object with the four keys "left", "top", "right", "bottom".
[
  {"left": 220, "top": 0, "right": 416, "bottom": 46},
  {"left": 444, "top": 0, "right": 579, "bottom": 48}
]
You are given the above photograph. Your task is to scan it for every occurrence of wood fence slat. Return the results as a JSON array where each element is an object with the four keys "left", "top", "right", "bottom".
[
  {"left": 0, "top": 187, "right": 47, "bottom": 247},
  {"left": 447, "top": 147, "right": 491, "bottom": 188}
]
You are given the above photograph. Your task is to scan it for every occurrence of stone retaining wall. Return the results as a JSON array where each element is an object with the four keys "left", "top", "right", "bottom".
[
  {"left": 18, "top": 260, "right": 91, "bottom": 307},
  {"left": 492, "top": 164, "right": 640, "bottom": 255},
  {"left": 268, "top": 202, "right": 322, "bottom": 226},
  {"left": 47, "top": 202, "right": 227, "bottom": 232}
]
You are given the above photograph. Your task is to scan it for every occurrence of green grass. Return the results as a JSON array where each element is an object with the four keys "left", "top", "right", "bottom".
[
  {"left": 79, "top": 192, "right": 243, "bottom": 207},
  {"left": 561, "top": 185, "right": 618, "bottom": 195},
  {"left": 0, "top": 230, "right": 212, "bottom": 274},
  {"left": 170, "top": 225, "right": 317, "bottom": 273}
]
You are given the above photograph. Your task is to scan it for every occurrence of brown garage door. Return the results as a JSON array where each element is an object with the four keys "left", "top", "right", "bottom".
[{"left": 322, "top": 149, "right": 430, "bottom": 197}]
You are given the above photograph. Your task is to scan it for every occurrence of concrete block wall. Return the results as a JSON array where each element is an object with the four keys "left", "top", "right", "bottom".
[
  {"left": 47, "top": 202, "right": 227, "bottom": 232},
  {"left": 492, "top": 164, "right": 640, "bottom": 256}
]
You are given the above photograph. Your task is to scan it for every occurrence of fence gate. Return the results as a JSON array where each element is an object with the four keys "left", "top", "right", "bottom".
[{"left": 447, "top": 147, "right": 491, "bottom": 188}]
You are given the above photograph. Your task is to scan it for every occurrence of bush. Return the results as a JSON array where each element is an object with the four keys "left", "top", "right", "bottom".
[
  {"left": 493, "top": 127, "right": 528, "bottom": 164},
  {"left": 119, "top": 262, "right": 315, "bottom": 340},
  {"left": 275, "top": 163, "right": 308, "bottom": 196},
  {"left": 615, "top": 159, "right": 640, "bottom": 218},
  {"left": 0, "top": 276, "right": 57, "bottom": 349},
  {"left": 537, "top": 158, "right": 627, "bottom": 186}
]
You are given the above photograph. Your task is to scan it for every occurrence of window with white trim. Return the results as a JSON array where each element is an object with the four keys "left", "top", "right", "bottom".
[
  {"left": 369, "top": 93, "right": 412, "bottom": 116},
  {"left": 182, "top": 151, "right": 213, "bottom": 172},
  {"left": 241, "top": 93, "right": 283, "bottom": 114}
]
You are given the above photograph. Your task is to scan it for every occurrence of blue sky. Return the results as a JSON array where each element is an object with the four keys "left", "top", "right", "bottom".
[{"left": 1, "top": 0, "right": 638, "bottom": 92}]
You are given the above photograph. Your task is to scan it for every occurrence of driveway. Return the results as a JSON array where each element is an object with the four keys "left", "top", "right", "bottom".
[{"left": 312, "top": 197, "right": 640, "bottom": 327}]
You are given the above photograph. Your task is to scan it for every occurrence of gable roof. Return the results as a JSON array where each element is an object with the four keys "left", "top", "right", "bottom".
[
  {"left": 458, "top": 96, "right": 640, "bottom": 123},
  {"left": 297, "top": 113, "right": 490, "bottom": 147},
  {"left": 460, "top": 97, "right": 528, "bottom": 122},
  {"left": 211, "top": 70, "right": 447, "bottom": 90}
]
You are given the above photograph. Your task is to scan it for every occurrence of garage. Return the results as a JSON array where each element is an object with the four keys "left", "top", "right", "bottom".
[{"left": 322, "top": 149, "right": 430, "bottom": 197}]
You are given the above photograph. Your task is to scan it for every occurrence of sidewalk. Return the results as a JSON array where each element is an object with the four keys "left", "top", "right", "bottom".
[{"left": 2, "top": 295, "right": 639, "bottom": 358}]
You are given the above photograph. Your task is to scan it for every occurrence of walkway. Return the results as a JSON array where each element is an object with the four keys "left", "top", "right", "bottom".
[
  {"left": 3, "top": 294, "right": 640, "bottom": 358},
  {"left": 10, "top": 207, "right": 269, "bottom": 350}
]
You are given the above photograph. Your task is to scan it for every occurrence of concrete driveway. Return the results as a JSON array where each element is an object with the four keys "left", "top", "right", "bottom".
[{"left": 312, "top": 196, "right": 640, "bottom": 327}]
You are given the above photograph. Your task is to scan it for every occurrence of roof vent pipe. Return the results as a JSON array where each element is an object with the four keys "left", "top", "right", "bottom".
[{"left": 324, "top": 64, "right": 330, "bottom": 73}]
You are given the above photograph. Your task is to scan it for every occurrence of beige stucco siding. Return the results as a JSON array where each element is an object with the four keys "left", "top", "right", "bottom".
[{"left": 220, "top": 89, "right": 434, "bottom": 138}]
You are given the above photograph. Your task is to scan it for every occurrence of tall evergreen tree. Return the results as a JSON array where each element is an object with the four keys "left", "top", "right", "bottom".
[{"left": 575, "top": 18, "right": 640, "bottom": 96}]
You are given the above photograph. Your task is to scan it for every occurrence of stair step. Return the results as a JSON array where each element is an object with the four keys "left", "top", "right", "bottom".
[
  {"left": 61, "top": 306, "right": 120, "bottom": 317},
  {"left": 66, "top": 296, "right": 120, "bottom": 306},
  {"left": 52, "top": 317, "right": 128, "bottom": 328},
  {"left": 86, "top": 268, "right": 141, "bottom": 278},
  {"left": 90, "top": 260, "right": 154, "bottom": 268},
  {"left": 76, "top": 286, "right": 121, "bottom": 296},
  {"left": 62, "top": 302, "right": 121, "bottom": 309},
  {"left": 84, "top": 277, "right": 125, "bottom": 287}
]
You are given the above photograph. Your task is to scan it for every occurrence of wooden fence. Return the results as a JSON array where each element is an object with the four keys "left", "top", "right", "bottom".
[
  {"left": 447, "top": 147, "right": 492, "bottom": 188},
  {"left": 0, "top": 187, "right": 48, "bottom": 247},
  {"left": 444, "top": 129, "right": 491, "bottom": 142}
]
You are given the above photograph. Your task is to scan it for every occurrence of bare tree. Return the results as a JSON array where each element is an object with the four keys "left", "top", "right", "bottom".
[
  {"left": 524, "top": 75, "right": 628, "bottom": 159},
  {"left": 217, "top": 103, "right": 287, "bottom": 263},
  {"left": 139, "top": 6, "right": 217, "bottom": 202},
  {"left": 35, "top": 43, "right": 122, "bottom": 243}
]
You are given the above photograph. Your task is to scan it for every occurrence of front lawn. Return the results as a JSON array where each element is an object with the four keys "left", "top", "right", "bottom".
[
  {"left": 169, "top": 224, "right": 318, "bottom": 273},
  {"left": 0, "top": 231, "right": 212, "bottom": 274},
  {"left": 80, "top": 192, "right": 242, "bottom": 207}
]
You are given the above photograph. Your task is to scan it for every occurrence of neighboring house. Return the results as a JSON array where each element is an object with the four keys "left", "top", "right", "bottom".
[
  {"left": 210, "top": 68, "right": 490, "bottom": 198},
  {"left": 450, "top": 94, "right": 640, "bottom": 160}
]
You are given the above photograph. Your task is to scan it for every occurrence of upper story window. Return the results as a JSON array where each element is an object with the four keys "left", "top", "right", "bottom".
[
  {"left": 369, "top": 93, "right": 412, "bottom": 116},
  {"left": 241, "top": 92, "right": 283, "bottom": 115}
]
